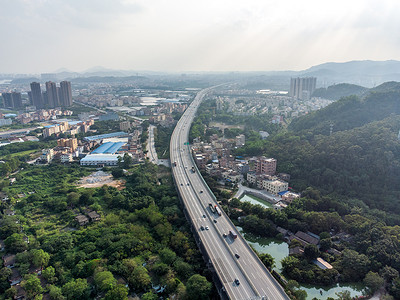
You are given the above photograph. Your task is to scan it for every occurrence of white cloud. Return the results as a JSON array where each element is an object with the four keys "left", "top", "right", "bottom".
[{"left": 0, "top": 0, "right": 400, "bottom": 73}]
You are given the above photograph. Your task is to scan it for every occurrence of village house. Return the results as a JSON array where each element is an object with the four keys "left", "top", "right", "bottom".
[
  {"left": 87, "top": 211, "right": 101, "bottom": 222},
  {"left": 3, "top": 254, "right": 16, "bottom": 268},
  {"left": 75, "top": 214, "right": 89, "bottom": 226}
]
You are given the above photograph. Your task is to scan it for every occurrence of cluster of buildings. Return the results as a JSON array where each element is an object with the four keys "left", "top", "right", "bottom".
[
  {"left": 213, "top": 77, "right": 331, "bottom": 122},
  {"left": 40, "top": 137, "right": 79, "bottom": 163},
  {"left": 17, "top": 108, "right": 73, "bottom": 124},
  {"left": 191, "top": 132, "right": 300, "bottom": 207},
  {"left": 1, "top": 92, "right": 22, "bottom": 109},
  {"left": 80, "top": 130, "right": 144, "bottom": 166},
  {"left": 289, "top": 77, "right": 317, "bottom": 100},
  {"left": 42, "top": 119, "right": 94, "bottom": 138},
  {"left": 74, "top": 94, "right": 141, "bottom": 108},
  {"left": 29, "top": 81, "right": 73, "bottom": 109}
]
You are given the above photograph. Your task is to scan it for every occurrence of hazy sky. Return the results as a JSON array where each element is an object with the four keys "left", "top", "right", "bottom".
[{"left": 1, "top": 0, "right": 400, "bottom": 73}]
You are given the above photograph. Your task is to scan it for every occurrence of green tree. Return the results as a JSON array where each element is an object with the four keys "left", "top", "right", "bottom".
[
  {"left": 0, "top": 267, "right": 12, "bottom": 293},
  {"left": 186, "top": 274, "right": 212, "bottom": 300},
  {"left": 142, "top": 292, "right": 158, "bottom": 300},
  {"left": 304, "top": 244, "right": 320, "bottom": 260},
  {"left": 259, "top": 253, "right": 275, "bottom": 270},
  {"left": 67, "top": 192, "right": 80, "bottom": 207},
  {"left": 176, "top": 282, "right": 187, "bottom": 299},
  {"left": 31, "top": 249, "right": 50, "bottom": 269},
  {"left": 335, "top": 290, "right": 352, "bottom": 300},
  {"left": 94, "top": 270, "right": 117, "bottom": 292},
  {"left": 62, "top": 278, "right": 90, "bottom": 300},
  {"left": 22, "top": 274, "right": 43, "bottom": 299},
  {"left": 159, "top": 248, "right": 177, "bottom": 265},
  {"left": 281, "top": 256, "right": 300, "bottom": 273},
  {"left": 319, "top": 238, "right": 332, "bottom": 251},
  {"left": 129, "top": 266, "right": 151, "bottom": 290},
  {"left": 380, "top": 266, "right": 399, "bottom": 283},
  {"left": 122, "top": 153, "right": 133, "bottom": 169},
  {"left": 104, "top": 284, "right": 129, "bottom": 300},
  {"left": 174, "top": 260, "right": 194, "bottom": 280},
  {"left": 42, "top": 266, "right": 57, "bottom": 283},
  {"left": 48, "top": 285, "right": 65, "bottom": 300},
  {"left": 0, "top": 217, "right": 20, "bottom": 239},
  {"left": 4, "top": 233, "right": 27, "bottom": 253},
  {"left": 340, "top": 249, "right": 370, "bottom": 281},
  {"left": 364, "top": 271, "right": 384, "bottom": 295},
  {"left": 6, "top": 286, "right": 17, "bottom": 299}
]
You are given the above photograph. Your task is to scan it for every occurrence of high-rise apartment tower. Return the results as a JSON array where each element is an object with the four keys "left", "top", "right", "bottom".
[
  {"left": 30, "top": 82, "right": 43, "bottom": 108},
  {"left": 289, "top": 77, "right": 317, "bottom": 100},
  {"left": 59, "top": 81, "right": 73, "bottom": 106}
]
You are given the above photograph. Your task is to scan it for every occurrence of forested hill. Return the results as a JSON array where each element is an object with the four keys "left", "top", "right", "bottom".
[
  {"left": 312, "top": 83, "right": 367, "bottom": 100},
  {"left": 264, "top": 115, "right": 400, "bottom": 218},
  {"left": 244, "top": 83, "right": 400, "bottom": 220},
  {"left": 289, "top": 83, "right": 400, "bottom": 136}
]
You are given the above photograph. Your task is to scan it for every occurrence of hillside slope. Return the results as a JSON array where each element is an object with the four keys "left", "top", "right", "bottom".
[{"left": 263, "top": 84, "right": 400, "bottom": 218}]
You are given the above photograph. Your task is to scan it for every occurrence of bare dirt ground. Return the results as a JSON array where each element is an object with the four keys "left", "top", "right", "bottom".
[{"left": 77, "top": 170, "right": 125, "bottom": 190}]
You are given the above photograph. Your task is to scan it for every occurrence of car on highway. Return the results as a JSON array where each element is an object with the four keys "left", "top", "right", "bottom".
[
  {"left": 235, "top": 253, "right": 240, "bottom": 259},
  {"left": 187, "top": 183, "right": 189, "bottom": 186},
  {"left": 180, "top": 183, "right": 183, "bottom": 186},
  {"left": 200, "top": 226, "right": 204, "bottom": 231},
  {"left": 205, "top": 226, "right": 209, "bottom": 230},
  {"left": 203, "top": 214, "right": 206, "bottom": 218},
  {"left": 200, "top": 190, "right": 203, "bottom": 193},
  {"left": 234, "top": 278, "right": 240, "bottom": 285},
  {"left": 223, "top": 233, "right": 227, "bottom": 237},
  {"left": 213, "top": 219, "right": 217, "bottom": 223}
]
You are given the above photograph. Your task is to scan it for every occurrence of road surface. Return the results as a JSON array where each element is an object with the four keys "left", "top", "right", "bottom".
[{"left": 170, "top": 86, "right": 289, "bottom": 300}]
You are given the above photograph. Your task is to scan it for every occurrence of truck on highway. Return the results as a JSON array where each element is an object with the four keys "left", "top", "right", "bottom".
[
  {"left": 209, "top": 203, "right": 216, "bottom": 213},
  {"left": 215, "top": 206, "right": 222, "bottom": 216},
  {"left": 229, "top": 230, "right": 238, "bottom": 239}
]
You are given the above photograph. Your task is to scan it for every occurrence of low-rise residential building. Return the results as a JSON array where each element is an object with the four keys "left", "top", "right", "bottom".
[
  {"left": 281, "top": 191, "right": 300, "bottom": 204},
  {"left": 9, "top": 268, "right": 22, "bottom": 286},
  {"left": 75, "top": 215, "right": 89, "bottom": 226},
  {"left": 57, "top": 138, "right": 78, "bottom": 151},
  {"left": 255, "top": 157, "right": 277, "bottom": 175},
  {"left": 40, "top": 149, "right": 54, "bottom": 163},
  {"left": 88, "top": 211, "right": 101, "bottom": 222},
  {"left": 236, "top": 134, "right": 245, "bottom": 147},
  {"left": 61, "top": 153, "right": 73, "bottom": 163},
  {"left": 221, "top": 170, "right": 241, "bottom": 183},
  {"left": 247, "top": 172, "right": 257, "bottom": 185},
  {"left": 3, "top": 254, "right": 16, "bottom": 268},
  {"left": 273, "top": 201, "right": 288, "bottom": 210},
  {"left": 5, "top": 209, "right": 15, "bottom": 216},
  {"left": 193, "top": 153, "right": 206, "bottom": 169},
  {"left": 120, "top": 121, "right": 131, "bottom": 131},
  {"left": 262, "top": 179, "right": 288, "bottom": 195},
  {"left": 290, "top": 231, "right": 320, "bottom": 246}
]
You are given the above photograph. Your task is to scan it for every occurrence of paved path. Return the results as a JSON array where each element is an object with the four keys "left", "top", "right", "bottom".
[
  {"left": 146, "top": 125, "right": 170, "bottom": 167},
  {"left": 146, "top": 125, "right": 158, "bottom": 164}
]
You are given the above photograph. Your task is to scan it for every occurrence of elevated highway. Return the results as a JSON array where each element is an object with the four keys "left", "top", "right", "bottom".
[{"left": 170, "top": 86, "right": 289, "bottom": 300}]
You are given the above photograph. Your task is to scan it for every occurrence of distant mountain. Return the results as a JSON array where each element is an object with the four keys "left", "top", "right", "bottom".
[{"left": 298, "top": 60, "right": 400, "bottom": 87}]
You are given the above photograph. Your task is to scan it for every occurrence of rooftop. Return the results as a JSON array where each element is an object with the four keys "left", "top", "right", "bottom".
[
  {"left": 84, "top": 132, "right": 128, "bottom": 142},
  {"left": 91, "top": 142, "right": 125, "bottom": 154},
  {"left": 81, "top": 154, "right": 120, "bottom": 162}
]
